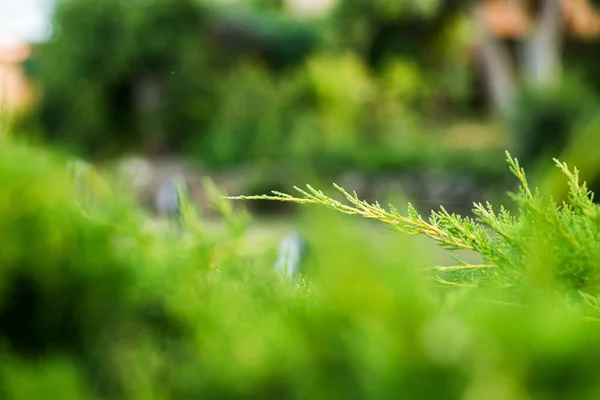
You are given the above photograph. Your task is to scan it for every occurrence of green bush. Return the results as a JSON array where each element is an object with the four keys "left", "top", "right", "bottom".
[
  {"left": 328, "top": 0, "right": 475, "bottom": 118},
  {"left": 0, "top": 143, "right": 138, "bottom": 397},
  {"left": 22, "top": 0, "right": 481, "bottom": 176},
  {"left": 7, "top": 141, "right": 600, "bottom": 398},
  {"left": 506, "top": 76, "right": 600, "bottom": 170},
  {"left": 0, "top": 142, "right": 253, "bottom": 398},
  {"left": 24, "top": 0, "right": 322, "bottom": 160},
  {"left": 192, "top": 63, "right": 307, "bottom": 167},
  {"left": 185, "top": 53, "right": 439, "bottom": 175},
  {"left": 234, "top": 150, "right": 600, "bottom": 307}
]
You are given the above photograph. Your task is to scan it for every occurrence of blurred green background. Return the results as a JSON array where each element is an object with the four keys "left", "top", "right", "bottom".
[
  {"left": 5, "top": 0, "right": 600, "bottom": 216},
  {"left": 3, "top": 0, "right": 600, "bottom": 398},
  {"left": 3, "top": 0, "right": 599, "bottom": 211}
]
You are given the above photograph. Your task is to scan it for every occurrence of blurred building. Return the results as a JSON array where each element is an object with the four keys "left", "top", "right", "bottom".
[
  {"left": 0, "top": 0, "right": 53, "bottom": 112},
  {"left": 0, "top": 42, "right": 35, "bottom": 112},
  {"left": 471, "top": 0, "right": 600, "bottom": 112},
  {"left": 480, "top": 0, "right": 600, "bottom": 39}
]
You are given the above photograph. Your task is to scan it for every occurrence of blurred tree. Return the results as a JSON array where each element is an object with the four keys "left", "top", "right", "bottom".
[
  {"left": 26, "top": 0, "right": 322, "bottom": 159},
  {"left": 326, "top": 0, "right": 468, "bottom": 70},
  {"left": 473, "top": 0, "right": 563, "bottom": 113},
  {"left": 473, "top": 0, "right": 600, "bottom": 113},
  {"left": 327, "top": 0, "right": 477, "bottom": 119}
]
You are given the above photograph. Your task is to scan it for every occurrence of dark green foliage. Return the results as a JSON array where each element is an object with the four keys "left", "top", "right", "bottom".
[
  {"left": 29, "top": 0, "right": 210, "bottom": 156},
  {"left": 0, "top": 145, "right": 130, "bottom": 352},
  {"left": 0, "top": 144, "right": 138, "bottom": 397},
  {"left": 327, "top": 0, "right": 475, "bottom": 116},
  {"left": 25, "top": 0, "right": 322, "bottom": 160},
  {"left": 330, "top": 0, "right": 467, "bottom": 57},
  {"left": 22, "top": 0, "right": 480, "bottom": 174},
  {"left": 506, "top": 77, "right": 600, "bottom": 169},
  {"left": 208, "top": 6, "right": 322, "bottom": 71}
]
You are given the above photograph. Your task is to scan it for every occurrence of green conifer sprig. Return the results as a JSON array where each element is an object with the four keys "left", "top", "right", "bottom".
[{"left": 229, "top": 151, "right": 600, "bottom": 294}]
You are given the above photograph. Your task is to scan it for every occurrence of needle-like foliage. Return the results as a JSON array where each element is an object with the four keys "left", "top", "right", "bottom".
[{"left": 230, "top": 151, "right": 600, "bottom": 303}]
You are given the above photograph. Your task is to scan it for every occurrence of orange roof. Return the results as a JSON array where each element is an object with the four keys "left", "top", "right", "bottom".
[
  {"left": 480, "top": 0, "right": 600, "bottom": 39},
  {"left": 479, "top": 0, "right": 531, "bottom": 38},
  {"left": 562, "top": 0, "right": 600, "bottom": 38}
]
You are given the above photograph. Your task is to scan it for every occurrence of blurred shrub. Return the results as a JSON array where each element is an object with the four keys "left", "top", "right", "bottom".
[
  {"left": 24, "top": 0, "right": 322, "bottom": 159},
  {"left": 20, "top": 0, "right": 486, "bottom": 179},
  {"left": 24, "top": 0, "right": 210, "bottom": 156},
  {"left": 0, "top": 142, "right": 139, "bottom": 397},
  {"left": 506, "top": 76, "right": 600, "bottom": 170},
  {"left": 192, "top": 63, "right": 305, "bottom": 167},
  {"left": 304, "top": 52, "right": 375, "bottom": 148},
  {"left": 328, "top": 0, "right": 475, "bottom": 116},
  {"left": 4, "top": 142, "right": 600, "bottom": 398},
  {"left": 186, "top": 52, "right": 440, "bottom": 176},
  {"left": 539, "top": 113, "right": 600, "bottom": 203},
  {"left": 0, "top": 141, "right": 255, "bottom": 398}
]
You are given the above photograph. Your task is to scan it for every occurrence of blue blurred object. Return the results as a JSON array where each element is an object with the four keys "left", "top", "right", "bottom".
[
  {"left": 155, "top": 178, "right": 182, "bottom": 235},
  {"left": 274, "top": 231, "right": 307, "bottom": 279},
  {"left": 155, "top": 178, "right": 180, "bottom": 217}
]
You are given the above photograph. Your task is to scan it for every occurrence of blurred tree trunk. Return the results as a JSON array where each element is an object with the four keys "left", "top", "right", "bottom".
[
  {"left": 473, "top": 5, "right": 517, "bottom": 114},
  {"left": 521, "top": 0, "right": 562, "bottom": 85},
  {"left": 474, "top": 0, "right": 563, "bottom": 113}
]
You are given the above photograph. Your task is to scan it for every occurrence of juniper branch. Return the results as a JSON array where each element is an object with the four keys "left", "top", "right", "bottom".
[
  {"left": 432, "top": 276, "right": 477, "bottom": 287},
  {"left": 506, "top": 151, "right": 533, "bottom": 200},
  {"left": 229, "top": 184, "right": 477, "bottom": 251},
  {"left": 554, "top": 158, "right": 598, "bottom": 220}
]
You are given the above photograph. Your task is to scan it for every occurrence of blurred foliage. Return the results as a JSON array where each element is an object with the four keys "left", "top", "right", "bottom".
[
  {"left": 18, "top": 0, "right": 600, "bottom": 196},
  {"left": 507, "top": 75, "right": 600, "bottom": 169},
  {"left": 25, "top": 0, "right": 322, "bottom": 158},
  {"left": 4, "top": 140, "right": 600, "bottom": 398},
  {"left": 505, "top": 74, "right": 600, "bottom": 199},
  {"left": 21, "top": 0, "right": 480, "bottom": 177},
  {"left": 329, "top": 0, "right": 475, "bottom": 111},
  {"left": 564, "top": 38, "right": 600, "bottom": 103}
]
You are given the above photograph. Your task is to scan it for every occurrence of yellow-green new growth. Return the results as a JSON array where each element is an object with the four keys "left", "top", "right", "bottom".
[
  {"left": 229, "top": 151, "right": 600, "bottom": 296},
  {"left": 230, "top": 182, "right": 479, "bottom": 252},
  {"left": 229, "top": 152, "right": 530, "bottom": 254}
]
